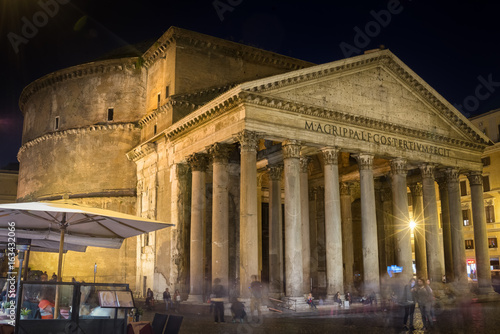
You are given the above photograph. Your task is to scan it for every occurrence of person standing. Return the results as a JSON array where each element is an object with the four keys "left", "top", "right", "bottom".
[
  {"left": 414, "top": 278, "right": 432, "bottom": 330},
  {"left": 249, "top": 275, "right": 263, "bottom": 322},
  {"left": 426, "top": 279, "right": 436, "bottom": 323},
  {"left": 146, "top": 288, "right": 154, "bottom": 310},
  {"left": 163, "top": 288, "right": 172, "bottom": 311},
  {"left": 173, "top": 290, "right": 181, "bottom": 312},
  {"left": 402, "top": 278, "right": 416, "bottom": 331},
  {"left": 212, "top": 278, "right": 225, "bottom": 323}
]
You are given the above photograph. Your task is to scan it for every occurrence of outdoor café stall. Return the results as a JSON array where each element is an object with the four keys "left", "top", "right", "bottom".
[{"left": 15, "top": 281, "right": 134, "bottom": 334}]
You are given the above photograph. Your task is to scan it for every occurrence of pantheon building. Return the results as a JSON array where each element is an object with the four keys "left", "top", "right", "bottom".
[{"left": 18, "top": 27, "right": 494, "bottom": 302}]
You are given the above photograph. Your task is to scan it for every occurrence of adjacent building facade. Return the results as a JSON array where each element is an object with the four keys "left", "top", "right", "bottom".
[
  {"left": 18, "top": 27, "right": 494, "bottom": 300},
  {"left": 464, "top": 109, "right": 500, "bottom": 275}
]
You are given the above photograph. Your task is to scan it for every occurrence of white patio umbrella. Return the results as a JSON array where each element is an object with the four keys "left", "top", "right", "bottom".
[{"left": 0, "top": 200, "right": 173, "bottom": 316}]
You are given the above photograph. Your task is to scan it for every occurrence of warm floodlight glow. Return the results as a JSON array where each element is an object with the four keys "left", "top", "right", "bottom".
[{"left": 409, "top": 219, "right": 416, "bottom": 230}]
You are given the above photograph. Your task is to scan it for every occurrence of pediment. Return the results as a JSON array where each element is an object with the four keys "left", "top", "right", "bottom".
[{"left": 239, "top": 50, "right": 491, "bottom": 146}]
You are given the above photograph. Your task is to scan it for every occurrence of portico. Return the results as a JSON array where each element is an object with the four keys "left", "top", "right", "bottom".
[{"left": 130, "top": 49, "right": 493, "bottom": 301}]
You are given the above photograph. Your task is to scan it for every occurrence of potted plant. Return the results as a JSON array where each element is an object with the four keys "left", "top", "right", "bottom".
[
  {"left": 20, "top": 308, "right": 31, "bottom": 320},
  {"left": 2, "top": 301, "right": 11, "bottom": 311}
]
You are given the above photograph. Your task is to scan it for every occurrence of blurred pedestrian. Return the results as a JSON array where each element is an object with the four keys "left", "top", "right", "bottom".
[
  {"left": 402, "top": 278, "right": 416, "bottom": 331},
  {"left": 173, "top": 290, "right": 181, "bottom": 312},
  {"left": 249, "top": 275, "right": 263, "bottom": 321},
  {"left": 415, "top": 278, "right": 433, "bottom": 330},
  {"left": 212, "top": 278, "right": 225, "bottom": 323},
  {"left": 163, "top": 288, "right": 172, "bottom": 311}
]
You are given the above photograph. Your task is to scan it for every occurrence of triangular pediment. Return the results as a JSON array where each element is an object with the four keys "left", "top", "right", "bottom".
[{"left": 238, "top": 50, "right": 491, "bottom": 146}]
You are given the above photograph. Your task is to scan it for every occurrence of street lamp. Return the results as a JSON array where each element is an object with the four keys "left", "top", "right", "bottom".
[{"left": 409, "top": 219, "right": 416, "bottom": 230}]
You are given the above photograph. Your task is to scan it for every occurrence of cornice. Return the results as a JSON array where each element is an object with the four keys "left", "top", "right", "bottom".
[
  {"left": 157, "top": 50, "right": 490, "bottom": 151},
  {"left": 142, "top": 27, "right": 313, "bottom": 70},
  {"left": 19, "top": 58, "right": 140, "bottom": 112},
  {"left": 241, "top": 92, "right": 487, "bottom": 151},
  {"left": 164, "top": 88, "right": 243, "bottom": 140},
  {"left": 138, "top": 84, "right": 237, "bottom": 127},
  {"left": 126, "top": 143, "right": 156, "bottom": 162},
  {"left": 17, "top": 123, "right": 138, "bottom": 160},
  {"left": 161, "top": 85, "right": 489, "bottom": 151},
  {"left": 138, "top": 99, "right": 201, "bottom": 127}
]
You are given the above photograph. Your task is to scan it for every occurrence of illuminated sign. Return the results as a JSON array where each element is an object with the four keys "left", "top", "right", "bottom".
[{"left": 387, "top": 265, "right": 403, "bottom": 277}]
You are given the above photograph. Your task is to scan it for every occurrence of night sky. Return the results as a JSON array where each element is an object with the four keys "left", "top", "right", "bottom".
[{"left": 1, "top": 0, "right": 499, "bottom": 169}]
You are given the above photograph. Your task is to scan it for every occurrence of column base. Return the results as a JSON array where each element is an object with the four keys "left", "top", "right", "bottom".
[
  {"left": 477, "top": 286, "right": 498, "bottom": 296},
  {"left": 287, "top": 296, "right": 309, "bottom": 311},
  {"left": 186, "top": 294, "right": 204, "bottom": 303},
  {"left": 268, "top": 292, "right": 284, "bottom": 300}
]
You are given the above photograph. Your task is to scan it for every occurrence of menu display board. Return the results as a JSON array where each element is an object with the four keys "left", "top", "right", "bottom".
[{"left": 98, "top": 290, "right": 135, "bottom": 308}]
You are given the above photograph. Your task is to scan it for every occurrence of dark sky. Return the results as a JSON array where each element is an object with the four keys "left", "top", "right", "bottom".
[{"left": 1, "top": 0, "right": 499, "bottom": 169}]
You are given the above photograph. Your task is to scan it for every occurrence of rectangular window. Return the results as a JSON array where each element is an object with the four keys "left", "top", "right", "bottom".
[
  {"left": 157, "top": 93, "right": 161, "bottom": 109},
  {"left": 107, "top": 108, "right": 114, "bottom": 121},
  {"left": 482, "top": 156, "right": 491, "bottom": 166},
  {"left": 166, "top": 85, "right": 170, "bottom": 97},
  {"left": 462, "top": 209, "right": 471, "bottom": 226},
  {"left": 483, "top": 176, "right": 491, "bottom": 192},
  {"left": 488, "top": 237, "right": 498, "bottom": 248},
  {"left": 54, "top": 116, "right": 60, "bottom": 130},
  {"left": 486, "top": 205, "right": 495, "bottom": 223},
  {"left": 154, "top": 124, "right": 157, "bottom": 135},
  {"left": 460, "top": 180, "right": 467, "bottom": 196},
  {"left": 465, "top": 240, "right": 474, "bottom": 250}
]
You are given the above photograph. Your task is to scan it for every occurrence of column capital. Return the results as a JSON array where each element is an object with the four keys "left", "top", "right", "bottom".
[
  {"left": 187, "top": 153, "right": 209, "bottom": 172},
  {"left": 436, "top": 176, "right": 447, "bottom": 190},
  {"left": 419, "top": 164, "right": 436, "bottom": 179},
  {"left": 207, "top": 143, "right": 232, "bottom": 163},
  {"left": 409, "top": 183, "right": 423, "bottom": 197},
  {"left": 299, "top": 156, "right": 311, "bottom": 173},
  {"left": 390, "top": 158, "right": 407, "bottom": 176},
  {"left": 445, "top": 168, "right": 460, "bottom": 183},
  {"left": 268, "top": 164, "right": 283, "bottom": 181},
  {"left": 340, "top": 182, "right": 351, "bottom": 196},
  {"left": 234, "top": 130, "right": 259, "bottom": 152},
  {"left": 321, "top": 147, "right": 339, "bottom": 165},
  {"left": 467, "top": 171, "right": 483, "bottom": 186},
  {"left": 282, "top": 140, "right": 301, "bottom": 159},
  {"left": 353, "top": 153, "right": 374, "bottom": 170}
]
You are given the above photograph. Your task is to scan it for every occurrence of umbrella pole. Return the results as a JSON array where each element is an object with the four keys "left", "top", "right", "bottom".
[
  {"left": 54, "top": 225, "right": 66, "bottom": 319},
  {"left": 23, "top": 247, "right": 31, "bottom": 281}
]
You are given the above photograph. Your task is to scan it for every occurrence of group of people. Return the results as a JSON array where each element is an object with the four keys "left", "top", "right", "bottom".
[
  {"left": 209, "top": 275, "right": 263, "bottom": 324},
  {"left": 143, "top": 287, "right": 181, "bottom": 312},
  {"left": 402, "top": 278, "right": 436, "bottom": 331},
  {"left": 307, "top": 291, "right": 354, "bottom": 309},
  {"left": 162, "top": 288, "right": 181, "bottom": 312}
]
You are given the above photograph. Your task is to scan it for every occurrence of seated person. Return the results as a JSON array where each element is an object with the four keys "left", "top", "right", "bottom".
[
  {"left": 38, "top": 299, "right": 55, "bottom": 319},
  {"left": 230, "top": 297, "right": 246, "bottom": 323},
  {"left": 38, "top": 287, "right": 55, "bottom": 319},
  {"left": 306, "top": 293, "right": 317, "bottom": 309},
  {"left": 333, "top": 292, "right": 342, "bottom": 305}
]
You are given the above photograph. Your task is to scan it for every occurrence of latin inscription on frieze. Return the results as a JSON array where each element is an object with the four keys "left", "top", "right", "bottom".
[{"left": 305, "top": 121, "right": 451, "bottom": 157}]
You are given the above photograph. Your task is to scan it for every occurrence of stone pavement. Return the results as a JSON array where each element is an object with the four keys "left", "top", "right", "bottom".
[{"left": 137, "top": 297, "right": 500, "bottom": 333}]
